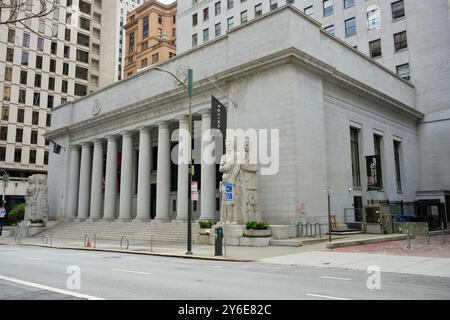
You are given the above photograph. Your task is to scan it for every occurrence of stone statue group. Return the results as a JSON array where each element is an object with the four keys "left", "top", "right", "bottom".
[
  {"left": 25, "top": 174, "right": 48, "bottom": 223},
  {"left": 218, "top": 138, "right": 261, "bottom": 225}
]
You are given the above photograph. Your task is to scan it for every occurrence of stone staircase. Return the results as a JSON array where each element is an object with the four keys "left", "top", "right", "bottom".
[{"left": 36, "top": 221, "right": 200, "bottom": 243}]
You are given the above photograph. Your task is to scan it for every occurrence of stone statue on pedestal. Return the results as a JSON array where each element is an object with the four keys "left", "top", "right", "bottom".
[
  {"left": 219, "top": 138, "right": 261, "bottom": 225},
  {"left": 25, "top": 174, "right": 48, "bottom": 223}
]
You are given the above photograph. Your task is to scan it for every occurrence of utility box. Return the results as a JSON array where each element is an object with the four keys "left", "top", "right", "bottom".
[{"left": 214, "top": 227, "right": 223, "bottom": 256}]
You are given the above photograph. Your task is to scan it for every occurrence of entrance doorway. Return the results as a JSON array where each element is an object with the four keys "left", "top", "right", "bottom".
[{"left": 354, "top": 196, "right": 363, "bottom": 222}]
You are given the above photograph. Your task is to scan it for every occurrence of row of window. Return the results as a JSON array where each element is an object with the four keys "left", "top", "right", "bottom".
[
  {"left": 0, "top": 126, "right": 48, "bottom": 144},
  {"left": 350, "top": 127, "right": 402, "bottom": 192},
  {"left": 0, "top": 107, "right": 51, "bottom": 127},
  {"left": 0, "top": 146, "right": 49, "bottom": 165},
  {"left": 316, "top": 0, "right": 405, "bottom": 20}
]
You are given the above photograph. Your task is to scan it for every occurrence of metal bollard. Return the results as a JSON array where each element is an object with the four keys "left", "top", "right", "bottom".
[
  {"left": 150, "top": 235, "right": 153, "bottom": 253},
  {"left": 406, "top": 222, "right": 411, "bottom": 249},
  {"left": 425, "top": 222, "right": 430, "bottom": 245},
  {"left": 93, "top": 234, "right": 96, "bottom": 248},
  {"left": 442, "top": 222, "right": 446, "bottom": 244},
  {"left": 50, "top": 233, "right": 53, "bottom": 247}
]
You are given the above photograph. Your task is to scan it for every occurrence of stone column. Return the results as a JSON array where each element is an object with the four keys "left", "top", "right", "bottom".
[
  {"left": 155, "top": 122, "right": 171, "bottom": 221},
  {"left": 66, "top": 146, "right": 80, "bottom": 220},
  {"left": 77, "top": 143, "right": 92, "bottom": 220},
  {"left": 103, "top": 136, "right": 117, "bottom": 221},
  {"left": 89, "top": 139, "right": 104, "bottom": 221},
  {"left": 118, "top": 131, "right": 133, "bottom": 221},
  {"left": 176, "top": 117, "right": 190, "bottom": 220},
  {"left": 135, "top": 127, "right": 151, "bottom": 221},
  {"left": 200, "top": 111, "right": 217, "bottom": 220}
]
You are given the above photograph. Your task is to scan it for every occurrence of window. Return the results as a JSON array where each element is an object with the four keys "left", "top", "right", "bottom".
[
  {"left": 128, "top": 32, "right": 135, "bottom": 53},
  {"left": 392, "top": 0, "right": 405, "bottom": 20},
  {"left": 52, "top": 23, "right": 58, "bottom": 37},
  {"left": 63, "top": 45, "right": 70, "bottom": 59},
  {"left": 4, "top": 67, "right": 12, "bottom": 82},
  {"left": 32, "top": 111, "right": 39, "bottom": 125},
  {"left": 39, "top": 20, "right": 45, "bottom": 33},
  {"left": 270, "top": 0, "right": 277, "bottom": 10},
  {"left": 21, "top": 51, "right": 29, "bottom": 66},
  {"left": 367, "top": 6, "right": 381, "bottom": 30},
  {"left": 7, "top": 29, "right": 15, "bottom": 43},
  {"left": 79, "top": 0, "right": 91, "bottom": 15},
  {"left": 192, "top": 33, "right": 198, "bottom": 47},
  {"left": 227, "top": 0, "right": 233, "bottom": 9},
  {"left": 6, "top": 48, "right": 14, "bottom": 62},
  {"left": 18, "top": 90, "right": 26, "bottom": 104},
  {"left": 51, "top": 41, "right": 57, "bottom": 54},
  {"left": 158, "top": 15, "right": 162, "bottom": 24},
  {"left": 323, "top": 0, "right": 333, "bottom": 17},
  {"left": 0, "top": 147, "right": 5, "bottom": 162},
  {"left": 396, "top": 63, "right": 410, "bottom": 81},
  {"left": 227, "top": 17, "right": 234, "bottom": 30},
  {"left": 14, "top": 148, "right": 22, "bottom": 163},
  {"left": 63, "top": 63, "right": 69, "bottom": 76},
  {"left": 157, "top": 28, "right": 162, "bottom": 37},
  {"left": 394, "top": 31, "right": 408, "bottom": 51},
  {"left": 47, "top": 95, "right": 54, "bottom": 109},
  {"left": 17, "top": 109, "right": 25, "bottom": 123},
  {"left": 215, "top": 2, "right": 221, "bottom": 15},
  {"left": 79, "top": 16, "right": 91, "bottom": 30},
  {"left": 345, "top": 17, "right": 356, "bottom": 37},
  {"left": 373, "top": 134, "right": 384, "bottom": 188},
  {"left": 75, "top": 83, "right": 88, "bottom": 96},
  {"left": 143, "top": 16, "right": 149, "bottom": 38},
  {"left": 344, "top": 0, "right": 354, "bottom": 9},
  {"left": 215, "top": 23, "right": 221, "bottom": 37},
  {"left": 241, "top": 10, "right": 248, "bottom": 23},
  {"left": 77, "top": 33, "right": 90, "bottom": 47},
  {"left": 29, "top": 150, "right": 37, "bottom": 164},
  {"left": 1, "top": 106, "right": 9, "bottom": 121},
  {"left": 23, "top": 33, "right": 30, "bottom": 48},
  {"left": 75, "top": 66, "right": 88, "bottom": 80},
  {"left": 255, "top": 3, "right": 262, "bottom": 17},
  {"left": 33, "top": 92, "right": 40, "bottom": 106},
  {"left": 304, "top": 5, "right": 313, "bottom": 17},
  {"left": 65, "top": 29, "right": 71, "bottom": 41},
  {"left": 34, "top": 55, "right": 43, "bottom": 70},
  {"left": 3, "top": 86, "right": 11, "bottom": 101},
  {"left": 20, "top": 70, "right": 28, "bottom": 85},
  {"left": 62, "top": 80, "right": 68, "bottom": 93},
  {"left": 76, "top": 49, "right": 89, "bottom": 63},
  {"left": 46, "top": 114, "right": 51, "bottom": 127},
  {"left": 192, "top": 13, "right": 198, "bottom": 26},
  {"left": 350, "top": 128, "right": 361, "bottom": 187},
  {"left": 141, "top": 58, "right": 147, "bottom": 68},
  {"left": 37, "top": 37, "right": 44, "bottom": 51},
  {"left": 44, "top": 151, "right": 49, "bottom": 165},
  {"left": 48, "top": 77, "right": 55, "bottom": 90},
  {"left": 287, "top": 0, "right": 294, "bottom": 3},
  {"left": 394, "top": 140, "right": 402, "bottom": 191},
  {"left": 203, "top": 28, "right": 209, "bottom": 42},
  {"left": 203, "top": 7, "right": 209, "bottom": 21},
  {"left": 141, "top": 41, "right": 148, "bottom": 51},
  {"left": 324, "top": 25, "right": 335, "bottom": 35},
  {"left": 152, "top": 53, "right": 159, "bottom": 64},
  {"left": 34, "top": 74, "right": 42, "bottom": 88},
  {"left": 369, "top": 39, "right": 382, "bottom": 58},
  {"left": 31, "top": 130, "right": 38, "bottom": 144},
  {"left": 16, "top": 128, "right": 23, "bottom": 143},
  {"left": 0, "top": 126, "right": 8, "bottom": 140}
]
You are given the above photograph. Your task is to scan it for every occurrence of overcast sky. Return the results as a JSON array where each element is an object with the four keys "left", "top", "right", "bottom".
[{"left": 156, "top": 0, "right": 176, "bottom": 4}]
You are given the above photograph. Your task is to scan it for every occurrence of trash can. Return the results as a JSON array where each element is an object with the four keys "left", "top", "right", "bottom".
[{"left": 214, "top": 227, "right": 223, "bottom": 256}]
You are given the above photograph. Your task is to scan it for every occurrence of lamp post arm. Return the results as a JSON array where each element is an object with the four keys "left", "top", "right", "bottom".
[{"left": 153, "top": 67, "right": 189, "bottom": 92}]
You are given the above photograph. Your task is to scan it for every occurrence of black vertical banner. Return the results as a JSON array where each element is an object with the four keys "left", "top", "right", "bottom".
[
  {"left": 366, "top": 155, "right": 382, "bottom": 190},
  {"left": 211, "top": 95, "right": 227, "bottom": 140}
]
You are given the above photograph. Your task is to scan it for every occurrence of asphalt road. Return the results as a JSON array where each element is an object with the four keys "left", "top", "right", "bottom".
[{"left": 1, "top": 244, "right": 449, "bottom": 300}]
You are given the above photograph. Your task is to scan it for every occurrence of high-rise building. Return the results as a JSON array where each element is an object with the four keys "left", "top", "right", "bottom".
[
  {"left": 176, "top": 0, "right": 450, "bottom": 213},
  {"left": 0, "top": 0, "right": 142, "bottom": 209},
  {"left": 124, "top": 0, "right": 177, "bottom": 78}
]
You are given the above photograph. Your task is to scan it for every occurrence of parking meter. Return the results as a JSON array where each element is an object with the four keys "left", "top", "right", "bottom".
[{"left": 214, "top": 227, "right": 223, "bottom": 256}]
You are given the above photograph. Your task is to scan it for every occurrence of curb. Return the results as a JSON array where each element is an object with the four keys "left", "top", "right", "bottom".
[
  {"left": 326, "top": 234, "right": 411, "bottom": 249},
  {"left": 11, "top": 242, "right": 254, "bottom": 263}
]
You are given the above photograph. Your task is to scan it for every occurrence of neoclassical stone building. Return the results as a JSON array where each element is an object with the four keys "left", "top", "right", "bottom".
[{"left": 47, "top": 6, "right": 429, "bottom": 227}]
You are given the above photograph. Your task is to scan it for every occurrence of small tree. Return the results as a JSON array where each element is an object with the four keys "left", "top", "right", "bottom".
[{"left": 7, "top": 202, "right": 25, "bottom": 225}]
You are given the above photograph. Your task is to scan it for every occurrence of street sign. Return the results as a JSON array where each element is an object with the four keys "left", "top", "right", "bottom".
[
  {"left": 211, "top": 95, "right": 227, "bottom": 139},
  {"left": 191, "top": 181, "right": 199, "bottom": 201},
  {"left": 366, "top": 155, "right": 383, "bottom": 190},
  {"left": 225, "top": 183, "right": 233, "bottom": 202}
]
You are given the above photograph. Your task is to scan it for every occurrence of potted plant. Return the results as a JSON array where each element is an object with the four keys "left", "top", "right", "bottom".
[
  {"left": 198, "top": 220, "right": 215, "bottom": 235},
  {"left": 7, "top": 203, "right": 25, "bottom": 226},
  {"left": 28, "top": 218, "right": 45, "bottom": 227},
  {"left": 244, "top": 221, "right": 271, "bottom": 237}
]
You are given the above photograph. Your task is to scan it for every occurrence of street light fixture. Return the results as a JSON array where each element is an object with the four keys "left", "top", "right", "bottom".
[{"left": 154, "top": 67, "right": 194, "bottom": 255}]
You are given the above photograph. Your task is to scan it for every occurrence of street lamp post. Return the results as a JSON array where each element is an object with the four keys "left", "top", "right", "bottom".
[
  {"left": 325, "top": 187, "right": 333, "bottom": 243},
  {"left": 154, "top": 67, "right": 194, "bottom": 255},
  {"left": 1, "top": 170, "right": 9, "bottom": 236}
]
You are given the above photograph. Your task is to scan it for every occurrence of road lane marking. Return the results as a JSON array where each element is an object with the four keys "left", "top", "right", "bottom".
[
  {"left": 0, "top": 275, "right": 104, "bottom": 300},
  {"left": 204, "top": 265, "right": 224, "bottom": 269},
  {"left": 307, "top": 293, "right": 350, "bottom": 300},
  {"left": 24, "top": 257, "right": 44, "bottom": 261},
  {"left": 112, "top": 268, "right": 151, "bottom": 276},
  {"left": 320, "top": 276, "right": 351, "bottom": 281}
]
